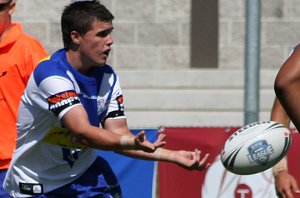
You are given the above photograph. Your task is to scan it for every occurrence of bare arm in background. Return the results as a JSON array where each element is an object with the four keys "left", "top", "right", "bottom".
[
  {"left": 273, "top": 45, "right": 300, "bottom": 198},
  {"left": 271, "top": 98, "right": 299, "bottom": 198}
]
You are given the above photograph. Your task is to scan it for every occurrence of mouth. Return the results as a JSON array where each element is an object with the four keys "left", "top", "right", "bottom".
[{"left": 103, "top": 49, "right": 110, "bottom": 57}]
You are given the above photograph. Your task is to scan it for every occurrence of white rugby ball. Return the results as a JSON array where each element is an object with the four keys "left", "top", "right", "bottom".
[{"left": 221, "top": 121, "right": 291, "bottom": 175}]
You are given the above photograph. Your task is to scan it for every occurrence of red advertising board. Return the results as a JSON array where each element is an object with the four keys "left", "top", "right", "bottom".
[{"left": 158, "top": 127, "right": 300, "bottom": 198}]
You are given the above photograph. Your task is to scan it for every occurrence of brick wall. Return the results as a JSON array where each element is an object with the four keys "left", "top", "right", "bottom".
[{"left": 11, "top": 0, "right": 300, "bottom": 128}]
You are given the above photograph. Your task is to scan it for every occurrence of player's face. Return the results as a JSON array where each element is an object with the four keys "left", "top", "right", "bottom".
[
  {"left": 0, "top": 0, "right": 14, "bottom": 39},
  {"left": 78, "top": 20, "right": 113, "bottom": 67}
]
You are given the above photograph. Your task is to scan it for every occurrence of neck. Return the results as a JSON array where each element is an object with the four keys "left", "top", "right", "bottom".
[
  {"left": 66, "top": 50, "right": 92, "bottom": 76},
  {"left": 0, "top": 22, "right": 12, "bottom": 42}
]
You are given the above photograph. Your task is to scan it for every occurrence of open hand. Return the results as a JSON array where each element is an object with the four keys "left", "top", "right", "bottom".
[
  {"left": 153, "top": 133, "right": 166, "bottom": 148},
  {"left": 134, "top": 130, "right": 166, "bottom": 152},
  {"left": 275, "top": 171, "right": 300, "bottom": 198},
  {"left": 170, "top": 149, "right": 210, "bottom": 171},
  {"left": 134, "top": 131, "right": 156, "bottom": 152}
]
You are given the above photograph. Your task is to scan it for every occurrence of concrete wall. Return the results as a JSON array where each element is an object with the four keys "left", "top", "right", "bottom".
[{"left": 12, "top": 0, "right": 300, "bottom": 128}]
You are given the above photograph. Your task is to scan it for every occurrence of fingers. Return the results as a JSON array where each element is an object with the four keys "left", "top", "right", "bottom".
[
  {"left": 291, "top": 178, "right": 300, "bottom": 194},
  {"left": 134, "top": 130, "right": 167, "bottom": 152},
  {"left": 199, "top": 153, "right": 210, "bottom": 164},
  {"left": 157, "top": 133, "right": 166, "bottom": 142},
  {"left": 136, "top": 130, "right": 146, "bottom": 140},
  {"left": 136, "top": 140, "right": 155, "bottom": 152},
  {"left": 276, "top": 191, "right": 284, "bottom": 198},
  {"left": 280, "top": 189, "right": 291, "bottom": 198},
  {"left": 192, "top": 149, "right": 200, "bottom": 162},
  {"left": 199, "top": 153, "right": 210, "bottom": 169},
  {"left": 283, "top": 179, "right": 300, "bottom": 198},
  {"left": 275, "top": 173, "right": 300, "bottom": 198},
  {"left": 133, "top": 131, "right": 157, "bottom": 152},
  {"left": 158, "top": 126, "right": 165, "bottom": 133},
  {"left": 135, "top": 130, "right": 148, "bottom": 144},
  {"left": 277, "top": 188, "right": 298, "bottom": 198},
  {"left": 154, "top": 133, "right": 166, "bottom": 148},
  {"left": 190, "top": 149, "right": 210, "bottom": 170},
  {"left": 196, "top": 152, "right": 210, "bottom": 170}
]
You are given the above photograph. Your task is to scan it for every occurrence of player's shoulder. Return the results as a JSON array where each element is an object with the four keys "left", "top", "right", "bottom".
[
  {"left": 33, "top": 50, "right": 69, "bottom": 85},
  {"left": 285, "top": 44, "right": 300, "bottom": 63}
]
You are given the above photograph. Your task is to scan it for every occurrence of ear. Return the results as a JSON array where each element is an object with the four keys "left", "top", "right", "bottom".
[
  {"left": 70, "top": 31, "right": 81, "bottom": 45},
  {"left": 8, "top": 1, "right": 16, "bottom": 15}
]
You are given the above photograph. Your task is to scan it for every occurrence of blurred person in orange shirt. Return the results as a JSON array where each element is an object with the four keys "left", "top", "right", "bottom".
[{"left": 0, "top": 0, "right": 47, "bottom": 197}]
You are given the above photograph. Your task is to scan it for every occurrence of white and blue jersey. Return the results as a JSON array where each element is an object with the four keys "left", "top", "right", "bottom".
[{"left": 3, "top": 49, "right": 125, "bottom": 197}]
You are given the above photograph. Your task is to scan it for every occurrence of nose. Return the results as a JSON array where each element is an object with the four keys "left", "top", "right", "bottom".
[{"left": 107, "top": 34, "right": 113, "bottom": 46}]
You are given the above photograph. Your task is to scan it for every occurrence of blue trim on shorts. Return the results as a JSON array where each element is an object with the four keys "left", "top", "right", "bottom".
[{"left": 0, "top": 169, "right": 11, "bottom": 198}]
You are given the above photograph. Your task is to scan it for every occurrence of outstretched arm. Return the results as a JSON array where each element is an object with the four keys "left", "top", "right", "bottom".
[
  {"left": 61, "top": 105, "right": 156, "bottom": 152},
  {"left": 103, "top": 118, "right": 210, "bottom": 171}
]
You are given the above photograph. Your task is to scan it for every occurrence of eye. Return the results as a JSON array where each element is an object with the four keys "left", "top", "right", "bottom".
[{"left": 97, "top": 28, "right": 113, "bottom": 38}]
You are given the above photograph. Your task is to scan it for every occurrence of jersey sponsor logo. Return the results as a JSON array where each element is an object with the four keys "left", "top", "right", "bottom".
[
  {"left": 116, "top": 95, "right": 124, "bottom": 111},
  {"left": 47, "top": 90, "right": 81, "bottom": 116},
  {"left": 43, "top": 125, "right": 86, "bottom": 150},
  {"left": 43, "top": 125, "right": 85, "bottom": 168}
]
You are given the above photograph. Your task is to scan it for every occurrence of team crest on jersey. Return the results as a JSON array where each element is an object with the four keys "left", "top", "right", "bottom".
[
  {"left": 97, "top": 98, "right": 110, "bottom": 116},
  {"left": 96, "top": 95, "right": 124, "bottom": 116},
  {"left": 247, "top": 140, "right": 274, "bottom": 165},
  {"left": 47, "top": 90, "right": 81, "bottom": 116}
]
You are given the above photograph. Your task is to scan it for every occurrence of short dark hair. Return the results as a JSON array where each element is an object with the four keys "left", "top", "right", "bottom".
[{"left": 61, "top": 0, "right": 114, "bottom": 49}]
